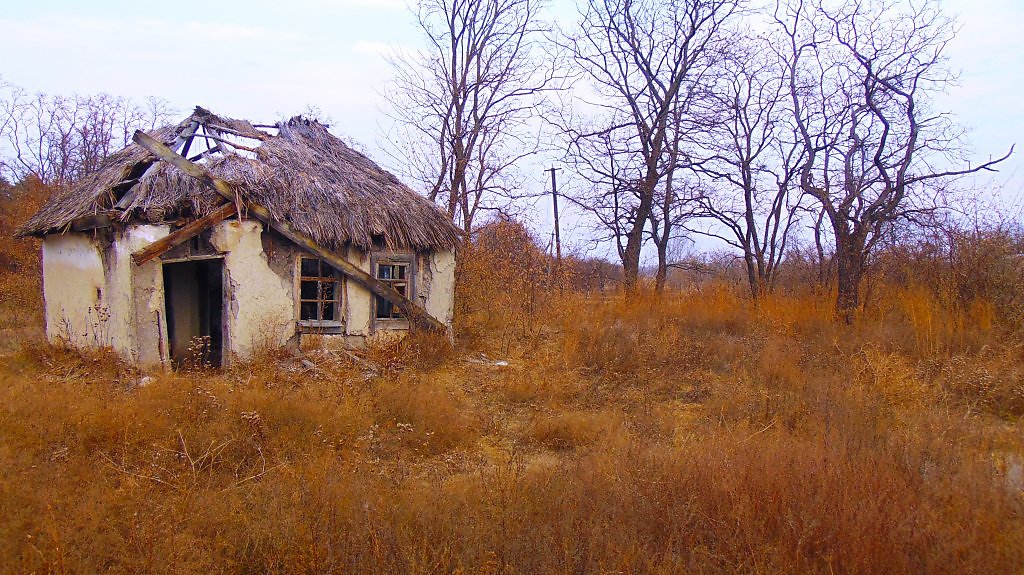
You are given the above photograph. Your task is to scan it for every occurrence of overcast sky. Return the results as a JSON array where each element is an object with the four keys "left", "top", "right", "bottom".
[{"left": 2, "top": 0, "right": 1022, "bottom": 254}]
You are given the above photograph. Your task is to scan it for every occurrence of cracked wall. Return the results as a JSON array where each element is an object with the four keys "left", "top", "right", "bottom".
[
  {"left": 210, "top": 220, "right": 294, "bottom": 360},
  {"left": 41, "top": 221, "right": 457, "bottom": 366}
]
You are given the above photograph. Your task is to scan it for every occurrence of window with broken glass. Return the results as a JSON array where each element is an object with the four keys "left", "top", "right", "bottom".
[
  {"left": 298, "top": 257, "right": 340, "bottom": 323},
  {"left": 374, "top": 260, "right": 411, "bottom": 320}
]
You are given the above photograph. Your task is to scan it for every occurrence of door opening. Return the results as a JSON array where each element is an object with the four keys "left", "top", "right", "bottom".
[{"left": 163, "top": 259, "right": 224, "bottom": 368}]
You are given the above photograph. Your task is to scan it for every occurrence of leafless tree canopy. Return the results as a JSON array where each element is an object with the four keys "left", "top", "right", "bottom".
[
  {"left": 560, "top": 0, "right": 740, "bottom": 289},
  {"left": 692, "top": 34, "right": 805, "bottom": 297},
  {"left": 384, "top": 0, "right": 558, "bottom": 235},
  {"left": 0, "top": 81, "right": 175, "bottom": 188},
  {"left": 775, "top": 0, "right": 1011, "bottom": 316}
]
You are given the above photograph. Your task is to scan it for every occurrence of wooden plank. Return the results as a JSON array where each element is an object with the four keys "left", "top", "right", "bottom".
[
  {"left": 131, "top": 202, "right": 237, "bottom": 266},
  {"left": 132, "top": 130, "right": 447, "bottom": 333},
  {"left": 69, "top": 213, "right": 113, "bottom": 232}
]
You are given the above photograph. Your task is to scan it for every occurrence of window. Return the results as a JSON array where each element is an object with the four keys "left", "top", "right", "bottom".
[
  {"left": 298, "top": 257, "right": 340, "bottom": 322},
  {"left": 375, "top": 259, "right": 412, "bottom": 320}
]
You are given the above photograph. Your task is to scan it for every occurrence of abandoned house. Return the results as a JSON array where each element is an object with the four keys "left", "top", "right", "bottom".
[{"left": 16, "top": 107, "right": 460, "bottom": 368}]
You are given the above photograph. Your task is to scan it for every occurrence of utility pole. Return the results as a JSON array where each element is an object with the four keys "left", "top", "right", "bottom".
[{"left": 548, "top": 167, "right": 562, "bottom": 263}]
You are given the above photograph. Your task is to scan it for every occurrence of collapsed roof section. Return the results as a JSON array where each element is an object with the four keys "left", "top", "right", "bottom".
[{"left": 18, "top": 107, "right": 461, "bottom": 252}]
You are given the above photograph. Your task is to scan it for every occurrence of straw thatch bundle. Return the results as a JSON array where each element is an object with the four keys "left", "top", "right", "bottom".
[{"left": 18, "top": 107, "right": 460, "bottom": 252}]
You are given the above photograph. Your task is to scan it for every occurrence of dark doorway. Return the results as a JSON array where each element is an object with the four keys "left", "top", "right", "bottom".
[{"left": 163, "top": 259, "right": 224, "bottom": 368}]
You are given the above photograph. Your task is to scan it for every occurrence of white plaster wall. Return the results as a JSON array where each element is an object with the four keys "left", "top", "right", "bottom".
[
  {"left": 108, "top": 225, "right": 169, "bottom": 362},
  {"left": 344, "top": 246, "right": 373, "bottom": 337},
  {"left": 42, "top": 234, "right": 106, "bottom": 347},
  {"left": 43, "top": 225, "right": 456, "bottom": 362},
  {"left": 423, "top": 248, "right": 456, "bottom": 328},
  {"left": 342, "top": 247, "right": 456, "bottom": 336},
  {"left": 211, "top": 220, "right": 294, "bottom": 359},
  {"left": 120, "top": 226, "right": 170, "bottom": 366}
]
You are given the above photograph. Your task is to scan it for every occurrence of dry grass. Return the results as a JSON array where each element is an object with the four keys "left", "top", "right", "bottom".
[{"left": 1, "top": 215, "right": 1023, "bottom": 573}]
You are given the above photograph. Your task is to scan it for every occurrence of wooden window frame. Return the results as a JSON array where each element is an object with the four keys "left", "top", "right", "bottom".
[
  {"left": 371, "top": 253, "right": 415, "bottom": 330},
  {"left": 296, "top": 256, "right": 344, "bottom": 332}
]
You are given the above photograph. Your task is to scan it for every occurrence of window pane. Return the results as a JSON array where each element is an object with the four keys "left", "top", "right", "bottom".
[
  {"left": 372, "top": 258, "right": 411, "bottom": 321},
  {"left": 301, "top": 258, "right": 319, "bottom": 277},
  {"left": 376, "top": 296, "right": 392, "bottom": 319},
  {"left": 320, "top": 280, "right": 336, "bottom": 301},
  {"left": 322, "top": 302, "right": 335, "bottom": 320},
  {"left": 300, "top": 301, "right": 318, "bottom": 320},
  {"left": 300, "top": 280, "right": 319, "bottom": 300}
]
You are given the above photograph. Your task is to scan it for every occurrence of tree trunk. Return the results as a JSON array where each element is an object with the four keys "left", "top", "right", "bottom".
[
  {"left": 654, "top": 239, "right": 668, "bottom": 291},
  {"left": 621, "top": 177, "right": 657, "bottom": 291},
  {"left": 833, "top": 229, "right": 867, "bottom": 323},
  {"left": 744, "top": 254, "right": 760, "bottom": 299},
  {"left": 813, "top": 208, "right": 830, "bottom": 287},
  {"left": 622, "top": 233, "right": 643, "bottom": 290},
  {"left": 835, "top": 255, "right": 862, "bottom": 322}
]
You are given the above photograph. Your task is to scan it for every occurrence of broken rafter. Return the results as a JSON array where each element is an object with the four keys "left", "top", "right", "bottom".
[
  {"left": 194, "top": 132, "right": 261, "bottom": 154},
  {"left": 180, "top": 134, "right": 196, "bottom": 159},
  {"left": 130, "top": 202, "right": 238, "bottom": 266},
  {"left": 200, "top": 125, "right": 216, "bottom": 157},
  {"left": 132, "top": 130, "right": 447, "bottom": 333},
  {"left": 205, "top": 123, "right": 268, "bottom": 141},
  {"left": 171, "top": 120, "right": 200, "bottom": 152}
]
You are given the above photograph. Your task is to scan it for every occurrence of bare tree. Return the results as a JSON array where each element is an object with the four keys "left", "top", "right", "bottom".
[
  {"left": 561, "top": 0, "right": 740, "bottom": 289},
  {"left": 384, "top": 0, "right": 557, "bottom": 236},
  {"left": 776, "top": 0, "right": 1011, "bottom": 319},
  {"left": 0, "top": 81, "right": 175, "bottom": 186},
  {"left": 563, "top": 113, "right": 643, "bottom": 271},
  {"left": 694, "top": 35, "right": 805, "bottom": 297},
  {"left": 648, "top": 103, "right": 704, "bottom": 291}
]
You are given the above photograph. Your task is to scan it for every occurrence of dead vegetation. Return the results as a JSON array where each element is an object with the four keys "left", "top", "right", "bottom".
[
  {"left": 1, "top": 217, "right": 1023, "bottom": 574},
  {"left": 0, "top": 178, "right": 47, "bottom": 346}
]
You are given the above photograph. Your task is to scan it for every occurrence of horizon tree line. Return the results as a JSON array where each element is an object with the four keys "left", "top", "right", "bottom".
[{"left": 387, "top": 0, "right": 1011, "bottom": 318}]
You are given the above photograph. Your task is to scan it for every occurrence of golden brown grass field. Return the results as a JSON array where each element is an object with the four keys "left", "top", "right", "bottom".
[{"left": 1, "top": 201, "right": 1024, "bottom": 573}]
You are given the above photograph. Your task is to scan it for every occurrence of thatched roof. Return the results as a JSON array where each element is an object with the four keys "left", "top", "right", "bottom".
[{"left": 18, "top": 107, "right": 460, "bottom": 252}]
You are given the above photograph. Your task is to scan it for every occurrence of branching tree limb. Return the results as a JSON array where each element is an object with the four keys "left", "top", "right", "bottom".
[
  {"left": 692, "top": 34, "right": 805, "bottom": 297},
  {"left": 560, "top": 0, "right": 740, "bottom": 290},
  {"left": 776, "top": 0, "right": 1011, "bottom": 319},
  {"left": 384, "top": 0, "right": 559, "bottom": 235}
]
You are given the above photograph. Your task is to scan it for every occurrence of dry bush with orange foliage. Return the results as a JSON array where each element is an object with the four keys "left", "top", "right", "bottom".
[
  {"left": 455, "top": 216, "right": 578, "bottom": 350},
  {"left": 0, "top": 177, "right": 51, "bottom": 338},
  {"left": 456, "top": 216, "right": 623, "bottom": 349},
  {"left": 0, "top": 213, "right": 1023, "bottom": 573},
  {"left": 868, "top": 224, "right": 1024, "bottom": 322}
]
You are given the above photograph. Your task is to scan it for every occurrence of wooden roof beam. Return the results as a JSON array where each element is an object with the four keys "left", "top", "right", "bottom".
[
  {"left": 67, "top": 213, "right": 113, "bottom": 232},
  {"left": 131, "top": 202, "right": 237, "bottom": 265}
]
